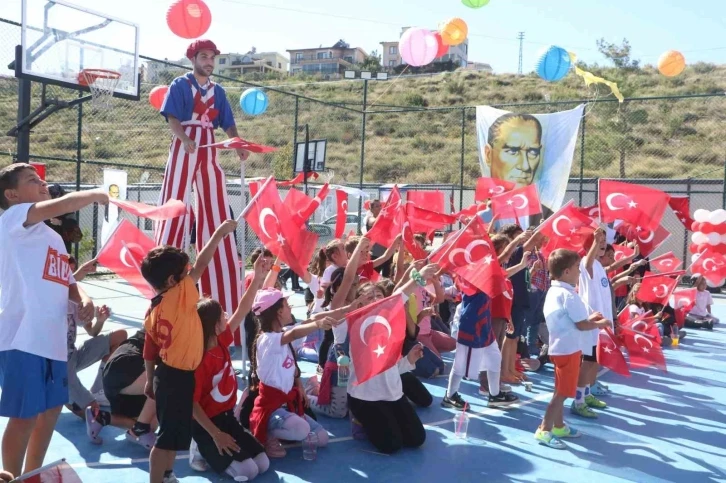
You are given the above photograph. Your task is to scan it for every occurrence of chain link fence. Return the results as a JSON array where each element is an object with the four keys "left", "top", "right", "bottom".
[{"left": 2, "top": 17, "right": 725, "bottom": 266}]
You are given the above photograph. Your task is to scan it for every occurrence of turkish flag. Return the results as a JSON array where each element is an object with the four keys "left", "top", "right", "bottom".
[
  {"left": 335, "top": 190, "right": 348, "bottom": 238},
  {"left": 538, "top": 200, "right": 595, "bottom": 240},
  {"left": 599, "top": 180, "right": 670, "bottom": 232},
  {"left": 490, "top": 184, "right": 542, "bottom": 219},
  {"left": 613, "top": 243, "right": 635, "bottom": 262},
  {"left": 577, "top": 204, "right": 601, "bottom": 221},
  {"left": 429, "top": 217, "right": 507, "bottom": 298},
  {"left": 405, "top": 203, "right": 456, "bottom": 235},
  {"left": 365, "top": 186, "right": 404, "bottom": 249},
  {"left": 620, "top": 325, "right": 666, "bottom": 372},
  {"left": 407, "top": 190, "right": 445, "bottom": 214},
  {"left": 298, "top": 183, "right": 330, "bottom": 223},
  {"left": 689, "top": 249, "right": 726, "bottom": 286},
  {"left": 669, "top": 288, "right": 697, "bottom": 328},
  {"left": 15, "top": 459, "right": 82, "bottom": 482},
  {"left": 540, "top": 232, "right": 588, "bottom": 260},
  {"left": 650, "top": 252, "right": 682, "bottom": 273},
  {"left": 199, "top": 136, "right": 278, "bottom": 153},
  {"left": 110, "top": 199, "right": 185, "bottom": 221},
  {"left": 277, "top": 172, "right": 318, "bottom": 187},
  {"left": 244, "top": 178, "right": 319, "bottom": 276},
  {"left": 616, "top": 222, "right": 671, "bottom": 257},
  {"left": 346, "top": 294, "right": 407, "bottom": 385},
  {"left": 668, "top": 196, "right": 695, "bottom": 230},
  {"left": 636, "top": 271, "right": 682, "bottom": 306},
  {"left": 597, "top": 328, "right": 630, "bottom": 377},
  {"left": 97, "top": 219, "right": 156, "bottom": 299},
  {"left": 282, "top": 188, "right": 311, "bottom": 228},
  {"left": 620, "top": 310, "right": 661, "bottom": 344},
  {"left": 475, "top": 177, "right": 516, "bottom": 202}
]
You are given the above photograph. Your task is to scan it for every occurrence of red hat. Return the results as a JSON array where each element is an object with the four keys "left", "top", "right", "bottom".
[{"left": 186, "top": 39, "right": 220, "bottom": 60}]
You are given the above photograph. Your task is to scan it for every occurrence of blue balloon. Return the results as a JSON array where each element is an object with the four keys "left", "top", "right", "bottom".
[
  {"left": 536, "top": 46, "right": 571, "bottom": 82},
  {"left": 240, "top": 88, "right": 269, "bottom": 116}
]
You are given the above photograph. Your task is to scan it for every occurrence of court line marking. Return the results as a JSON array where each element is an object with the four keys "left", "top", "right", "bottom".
[{"left": 68, "top": 390, "right": 555, "bottom": 470}]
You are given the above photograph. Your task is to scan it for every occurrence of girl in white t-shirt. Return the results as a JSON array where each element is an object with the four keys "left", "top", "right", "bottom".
[
  {"left": 315, "top": 240, "right": 349, "bottom": 370},
  {"left": 686, "top": 276, "right": 719, "bottom": 329},
  {"left": 625, "top": 287, "right": 646, "bottom": 319},
  {"left": 248, "top": 289, "right": 337, "bottom": 458}
]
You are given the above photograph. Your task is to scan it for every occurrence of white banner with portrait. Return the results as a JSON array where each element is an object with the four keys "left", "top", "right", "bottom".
[
  {"left": 101, "top": 169, "right": 128, "bottom": 246},
  {"left": 476, "top": 104, "right": 584, "bottom": 216}
]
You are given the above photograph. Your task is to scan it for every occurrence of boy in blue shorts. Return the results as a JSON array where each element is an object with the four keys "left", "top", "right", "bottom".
[{"left": 0, "top": 163, "right": 108, "bottom": 476}]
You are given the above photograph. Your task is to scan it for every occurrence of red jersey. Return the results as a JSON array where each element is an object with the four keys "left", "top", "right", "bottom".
[
  {"left": 491, "top": 279, "right": 513, "bottom": 321},
  {"left": 194, "top": 327, "right": 237, "bottom": 418}
]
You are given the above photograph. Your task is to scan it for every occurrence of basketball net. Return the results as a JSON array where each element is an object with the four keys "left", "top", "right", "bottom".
[{"left": 79, "top": 69, "right": 121, "bottom": 110}]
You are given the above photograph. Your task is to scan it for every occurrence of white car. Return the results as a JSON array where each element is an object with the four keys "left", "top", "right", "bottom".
[{"left": 319, "top": 213, "right": 361, "bottom": 237}]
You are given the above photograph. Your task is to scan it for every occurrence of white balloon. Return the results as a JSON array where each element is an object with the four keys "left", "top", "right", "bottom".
[
  {"left": 721, "top": 233, "right": 726, "bottom": 244},
  {"left": 693, "top": 209, "right": 711, "bottom": 223},
  {"left": 709, "top": 209, "right": 726, "bottom": 225},
  {"left": 708, "top": 232, "right": 721, "bottom": 246},
  {"left": 692, "top": 232, "right": 708, "bottom": 245}
]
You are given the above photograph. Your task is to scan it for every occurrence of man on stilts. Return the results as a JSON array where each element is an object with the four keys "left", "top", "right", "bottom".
[{"left": 157, "top": 39, "right": 248, "bottom": 319}]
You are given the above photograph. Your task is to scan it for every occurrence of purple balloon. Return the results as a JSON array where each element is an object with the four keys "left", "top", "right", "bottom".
[{"left": 400, "top": 28, "right": 438, "bottom": 67}]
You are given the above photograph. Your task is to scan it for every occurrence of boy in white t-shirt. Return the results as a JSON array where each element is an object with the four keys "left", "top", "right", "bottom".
[
  {"left": 573, "top": 227, "right": 611, "bottom": 419},
  {"left": 535, "top": 249, "right": 611, "bottom": 449},
  {"left": 0, "top": 163, "right": 108, "bottom": 477}
]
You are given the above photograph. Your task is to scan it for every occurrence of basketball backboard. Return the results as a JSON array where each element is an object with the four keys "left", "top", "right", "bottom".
[
  {"left": 294, "top": 139, "right": 327, "bottom": 174},
  {"left": 18, "top": 0, "right": 140, "bottom": 100}
]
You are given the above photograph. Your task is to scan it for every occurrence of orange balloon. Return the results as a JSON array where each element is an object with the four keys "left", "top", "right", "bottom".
[
  {"left": 149, "top": 85, "right": 169, "bottom": 111},
  {"left": 440, "top": 18, "right": 468, "bottom": 46},
  {"left": 658, "top": 50, "right": 686, "bottom": 77}
]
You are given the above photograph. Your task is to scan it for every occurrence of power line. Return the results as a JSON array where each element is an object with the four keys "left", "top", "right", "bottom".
[{"left": 517, "top": 32, "right": 525, "bottom": 75}]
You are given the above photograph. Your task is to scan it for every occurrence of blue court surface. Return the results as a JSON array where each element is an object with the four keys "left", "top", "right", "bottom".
[{"left": 2, "top": 278, "right": 726, "bottom": 483}]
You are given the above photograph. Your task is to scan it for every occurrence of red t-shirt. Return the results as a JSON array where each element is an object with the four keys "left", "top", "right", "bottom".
[
  {"left": 357, "top": 261, "right": 380, "bottom": 283},
  {"left": 194, "top": 327, "right": 237, "bottom": 418},
  {"left": 491, "top": 279, "right": 514, "bottom": 321},
  {"left": 244, "top": 272, "right": 254, "bottom": 291}
]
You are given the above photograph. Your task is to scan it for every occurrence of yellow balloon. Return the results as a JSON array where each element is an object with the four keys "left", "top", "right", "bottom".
[
  {"left": 658, "top": 50, "right": 686, "bottom": 77},
  {"left": 440, "top": 18, "right": 468, "bottom": 46}
]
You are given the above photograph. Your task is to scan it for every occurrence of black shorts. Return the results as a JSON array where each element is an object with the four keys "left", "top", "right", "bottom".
[
  {"left": 506, "top": 304, "right": 529, "bottom": 340},
  {"left": 154, "top": 362, "right": 195, "bottom": 451},
  {"left": 103, "top": 351, "right": 144, "bottom": 399},
  {"left": 109, "top": 394, "right": 147, "bottom": 419},
  {"left": 582, "top": 345, "right": 597, "bottom": 362},
  {"left": 192, "top": 410, "right": 264, "bottom": 473}
]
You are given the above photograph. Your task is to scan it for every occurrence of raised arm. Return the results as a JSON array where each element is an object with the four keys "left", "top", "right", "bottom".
[
  {"left": 190, "top": 220, "right": 237, "bottom": 283},
  {"left": 228, "top": 256, "right": 271, "bottom": 335},
  {"left": 583, "top": 228, "right": 606, "bottom": 279},
  {"left": 25, "top": 189, "right": 108, "bottom": 227},
  {"left": 281, "top": 316, "right": 339, "bottom": 346},
  {"left": 330, "top": 237, "right": 369, "bottom": 310}
]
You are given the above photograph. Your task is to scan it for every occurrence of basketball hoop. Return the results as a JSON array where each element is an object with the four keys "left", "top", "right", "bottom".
[{"left": 78, "top": 69, "right": 121, "bottom": 109}]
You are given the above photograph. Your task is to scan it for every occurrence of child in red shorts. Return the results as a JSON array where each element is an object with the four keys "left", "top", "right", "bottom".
[{"left": 535, "top": 249, "right": 611, "bottom": 449}]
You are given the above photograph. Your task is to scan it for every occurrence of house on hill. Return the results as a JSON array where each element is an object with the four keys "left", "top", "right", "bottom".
[{"left": 287, "top": 40, "right": 367, "bottom": 78}]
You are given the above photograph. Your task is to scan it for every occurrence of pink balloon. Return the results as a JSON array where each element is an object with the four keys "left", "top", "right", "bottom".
[{"left": 399, "top": 28, "right": 439, "bottom": 67}]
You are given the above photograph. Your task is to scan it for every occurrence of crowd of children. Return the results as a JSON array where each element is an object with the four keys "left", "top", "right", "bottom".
[{"left": 0, "top": 166, "right": 721, "bottom": 481}]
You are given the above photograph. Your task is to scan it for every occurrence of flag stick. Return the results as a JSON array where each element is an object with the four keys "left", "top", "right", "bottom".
[
  {"left": 236, "top": 176, "right": 274, "bottom": 222},
  {"left": 238, "top": 159, "right": 249, "bottom": 377}
]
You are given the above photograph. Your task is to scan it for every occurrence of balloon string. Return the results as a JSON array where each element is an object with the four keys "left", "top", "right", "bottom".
[{"left": 366, "top": 65, "right": 410, "bottom": 111}]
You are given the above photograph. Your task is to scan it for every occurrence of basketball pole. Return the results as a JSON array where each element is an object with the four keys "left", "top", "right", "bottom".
[{"left": 15, "top": 78, "right": 32, "bottom": 162}]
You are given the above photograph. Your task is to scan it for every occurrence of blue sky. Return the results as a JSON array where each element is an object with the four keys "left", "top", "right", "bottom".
[{"left": 2, "top": 0, "right": 726, "bottom": 73}]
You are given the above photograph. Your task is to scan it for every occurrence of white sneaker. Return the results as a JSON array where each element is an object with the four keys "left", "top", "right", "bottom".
[
  {"left": 92, "top": 390, "right": 111, "bottom": 407},
  {"left": 189, "top": 440, "right": 208, "bottom": 472},
  {"left": 162, "top": 472, "right": 179, "bottom": 483}
]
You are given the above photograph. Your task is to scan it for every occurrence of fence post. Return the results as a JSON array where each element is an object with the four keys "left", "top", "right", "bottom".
[
  {"left": 459, "top": 108, "right": 465, "bottom": 211},
  {"left": 722, "top": 159, "right": 726, "bottom": 209},
  {"left": 75, "top": 91, "right": 82, "bottom": 260},
  {"left": 292, "top": 96, "right": 299, "bottom": 177},
  {"left": 357, "top": 79, "right": 368, "bottom": 234},
  {"left": 579, "top": 109, "right": 586, "bottom": 206},
  {"left": 683, "top": 177, "right": 692, "bottom": 267}
]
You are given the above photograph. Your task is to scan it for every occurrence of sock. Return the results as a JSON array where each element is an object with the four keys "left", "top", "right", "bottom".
[
  {"left": 447, "top": 372, "right": 463, "bottom": 398},
  {"left": 95, "top": 409, "right": 111, "bottom": 427},
  {"left": 131, "top": 421, "right": 151, "bottom": 436},
  {"left": 584, "top": 385, "right": 591, "bottom": 397},
  {"left": 575, "top": 387, "right": 585, "bottom": 404},
  {"left": 487, "top": 371, "right": 501, "bottom": 397}
]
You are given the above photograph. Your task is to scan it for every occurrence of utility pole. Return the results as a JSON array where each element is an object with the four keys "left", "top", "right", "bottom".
[{"left": 517, "top": 32, "right": 525, "bottom": 75}]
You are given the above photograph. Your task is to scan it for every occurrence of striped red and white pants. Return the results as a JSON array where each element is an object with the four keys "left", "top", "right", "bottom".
[{"left": 155, "top": 123, "right": 240, "bottom": 317}]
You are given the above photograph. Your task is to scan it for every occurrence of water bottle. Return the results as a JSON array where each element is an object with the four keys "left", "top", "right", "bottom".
[
  {"left": 303, "top": 431, "right": 318, "bottom": 461},
  {"left": 337, "top": 355, "right": 350, "bottom": 387}
]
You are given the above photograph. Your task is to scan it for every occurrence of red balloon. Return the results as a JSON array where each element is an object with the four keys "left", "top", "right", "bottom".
[
  {"left": 712, "top": 244, "right": 726, "bottom": 255},
  {"left": 701, "top": 223, "right": 715, "bottom": 234},
  {"left": 690, "top": 221, "right": 699, "bottom": 232},
  {"left": 434, "top": 32, "right": 448, "bottom": 58},
  {"left": 148, "top": 85, "right": 168, "bottom": 111},
  {"left": 713, "top": 223, "right": 726, "bottom": 235},
  {"left": 167, "top": 0, "right": 212, "bottom": 39}
]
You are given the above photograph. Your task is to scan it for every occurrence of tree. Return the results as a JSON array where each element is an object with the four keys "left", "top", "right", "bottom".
[
  {"left": 271, "top": 143, "right": 294, "bottom": 180},
  {"left": 596, "top": 38, "right": 640, "bottom": 70},
  {"left": 359, "top": 50, "right": 382, "bottom": 73}
]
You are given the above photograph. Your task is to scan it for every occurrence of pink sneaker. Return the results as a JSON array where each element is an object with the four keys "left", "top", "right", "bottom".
[
  {"left": 84, "top": 407, "right": 103, "bottom": 444},
  {"left": 265, "top": 438, "right": 286, "bottom": 458},
  {"left": 126, "top": 429, "right": 157, "bottom": 450}
]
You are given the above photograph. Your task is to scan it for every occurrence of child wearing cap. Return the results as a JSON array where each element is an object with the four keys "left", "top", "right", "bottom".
[
  {"left": 248, "top": 288, "right": 339, "bottom": 458},
  {"left": 535, "top": 249, "right": 611, "bottom": 449},
  {"left": 141, "top": 220, "right": 237, "bottom": 483}
]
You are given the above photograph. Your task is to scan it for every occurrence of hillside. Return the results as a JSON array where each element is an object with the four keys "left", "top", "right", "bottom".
[{"left": 1, "top": 62, "right": 725, "bottom": 186}]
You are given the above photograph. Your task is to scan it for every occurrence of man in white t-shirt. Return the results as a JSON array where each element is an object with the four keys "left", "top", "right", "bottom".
[
  {"left": 573, "top": 227, "right": 611, "bottom": 419},
  {"left": 0, "top": 163, "right": 107, "bottom": 477}
]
